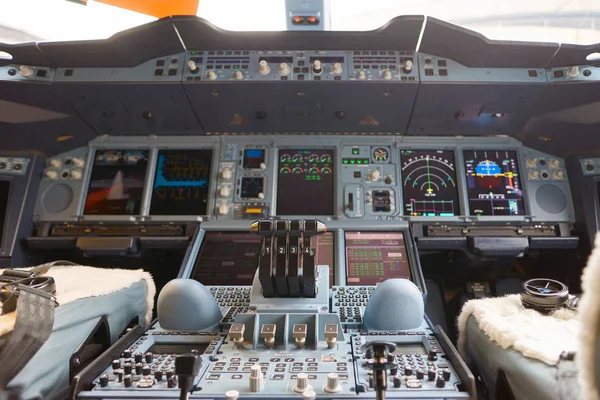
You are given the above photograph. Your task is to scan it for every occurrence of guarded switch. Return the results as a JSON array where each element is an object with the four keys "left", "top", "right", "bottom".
[
  {"left": 324, "top": 324, "right": 338, "bottom": 349},
  {"left": 229, "top": 323, "right": 245, "bottom": 347},
  {"left": 293, "top": 324, "right": 307, "bottom": 348},
  {"left": 260, "top": 324, "right": 276, "bottom": 348}
]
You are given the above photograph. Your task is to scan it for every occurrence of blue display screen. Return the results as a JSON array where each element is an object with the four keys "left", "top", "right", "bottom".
[{"left": 243, "top": 149, "right": 265, "bottom": 169}]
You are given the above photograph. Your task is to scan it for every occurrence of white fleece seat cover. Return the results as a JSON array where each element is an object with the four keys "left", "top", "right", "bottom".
[
  {"left": 0, "top": 265, "right": 155, "bottom": 337},
  {"left": 458, "top": 294, "right": 579, "bottom": 366}
]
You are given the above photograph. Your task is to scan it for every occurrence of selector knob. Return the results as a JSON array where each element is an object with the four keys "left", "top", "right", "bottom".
[
  {"left": 312, "top": 60, "right": 322, "bottom": 74},
  {"left": 144, "top": 352, "right": 153, "bottom": 363},
  {"left": 221, "top": 169, "right": 233, "bottom": 180},
  {"left": 436, "top": 376, "right": 446, "bottom": 388},
  {"left": 71, "top": 170, "right": 82, "bottom": 180},
  {"left": 123, "top": 350, "right": 131, "bottom": 359},
  {"left": 293, "top": 372, "right": 312, "bottom": 393},
  {"left": 302, "top": 390, "right": 317, "bottom": 400},
  {"left": 428, "top": 369, "right": 436, "bottom": 381},
  {"left": 123, "top": 363, "right": 132, "bottom": 375},
  {"left": 249, "top": 365, "right": 264, "bottom": 392},
  {"left": 134, "top": 353, "right": 143, "bottom": 363},
  {"left": 553, "top": 170, "right": 565, "bottom": 180},
  {"left": 428, "top": 349, "right": 438, "bottom": 361},
  {"left": 279, "top": 62, "right": 290, "bottom": 75},
  {"left": 49, "top": 159, "right": 62, "bottom": 168},
  {"left": 100, "top": 374, "right": 109, "bottom": 387},
  {"left": 154, "top": 370, "right": 163, "bottom": 381},
  {"left": 219, "top": 186, "right": 231, "bottom": 197},
  {"left": 235, "top": 70, "right": 244, "bottom": 80},
  {"left": 112, "top": 360, "right": 121, "bottom": 370},
  {"left": 383, "top": 70, "right": 392, "bottom": 80},
  {"left": 142, "top": 365, "right": 151, "bottom": 376},
  {"left": 207, "top": 70, "right": 217, "bottom": 80},
  {"left": 403, "top": 59, "right": 413, "bottom": 73},
  {"left": 369, "top": 169, "right": 380, "bottom": 182},
  {"left": 218, "top": 204, "right": 230, "bottom": 215},
  {"left": 188, "top": 60, "right": 199, "bottom": 73},
  {"left": 72, "top": 157, "right": 85, "bottom": 168},
  {"left": 323, "top": 372, "right": 343, "bottom": 393},
  {"left": 567, "top": 66, "right": 580, "bottom": 78},
  {"left": 167, "top": 377, "right": 177, "bottom": 388},
  {"left": 257, "top": 192, "right": 265, "bottom": 200},
  {"left": 393, "top": 376, "right": 401, "bottom": 388},
  {"left": 45, "top": 169, "right": 57, "bottom": 179},
  {"left": 19, "top": 65, "right": 34, "bottom": 77},
  {"left": 225, "top": 390, "right": 240, "bottom": 400},
  {"left": 259, "top": 60, "right": 270, "bottom": 75},
  {"left": 124, "top": 374, "right": 133, "bottom": 388},
  {"left": 260, "top": 162, "right": 267, "bottom": 170},
  {"left": 549, "top": 159, "right": 561, "bottom": 169},
  {"left": 135, "top": 363, "right": 143, "bottom": 375},
  {"left": 332, "top": 62, "right": 342, "bottom": 74},
  {"left": 416, "top": 369, "right": 425, "bottom": 380},
  {"left": 442, "top": 368, "right": 451, "bottom": 381},
  {"left": 358, "top": 70, "right": 366, "bottom": 80}
]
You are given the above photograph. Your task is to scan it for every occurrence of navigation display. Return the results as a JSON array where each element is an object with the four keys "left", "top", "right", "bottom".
[
  {"left": 0, "top": 181, "right": 9, "bottom": 246},
  {"left": 192, "top": 231, "right": 335, "bottom": 286},
  {"left": 464, "top": 150, "right": 526, "bottom": 216},
  {"left": 149, "top": 149, "right": 213, "bottom": 216},
  {"left": 345, "top": 232, "right": 411, "bottom": 286},
  {"left": 243, "top": 149, "right": 266, "bottom": 169},
  {"left": 84, "top": 150, "right": 148, "bottom": 215},
  {"left": 277, "top": 149, "right": 334, "bottom": 216},
  {"left": 400, "top": 150, "right": 460, "bottom": 216}
]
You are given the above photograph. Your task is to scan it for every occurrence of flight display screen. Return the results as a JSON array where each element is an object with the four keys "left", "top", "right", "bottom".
[
  {"left": 464, "top": 150, "right": 526, "bottom": 216},
  {"left": 84, "top": 150, "right": 148, "bottom": 215},
  {"left": 277, "top": 149, "right": 334, "bottom": 216},
  {"left": 0, "top": 181, "right": 9, "bottom": 246},
  {"left": 192, "top": 231, "right": 335, "bottom": 286},
  {"left": 149, "top": 149, "right": 213, "bottom": 216},
  {"left": 243, "top": 149, "right": 266, "bottom": 169},
  {"left": 345, "top": 232, "right": 411, "bottom": 286},
  {"left": 400, "top": 150, "right": 461, "bottom": 216}
]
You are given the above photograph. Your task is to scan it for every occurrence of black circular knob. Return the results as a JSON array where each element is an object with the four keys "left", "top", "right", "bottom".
[
  {"left": 393, "top": 376, "right": 401, "bottom": 388},
  {"left": 365, "top": 349, "right": 373, "bottom": 359},
  {"left": 335, "top": 111, "right": 345, "bottom": 119},
  {"left": 436, "top": 376, "right": 445, "bottom": 388},
  {"left": 124, "top": 374, "right": 133, "bottom": 388},
  {"left": 405, "top": 368, "right": 413, "bottom": 376},
  {"left": 99, "top": 374, "right": 109, "bottom": 387},
  {"left": 145, "top": 352, "right": 153, "bottom": 363},
  {"left": 443, "top": 368, "right": 451, "bottom": 381},
  {"left": 142, "top": 111, "right": 153, "bottom": 120},
  {"left": 116, "top": 370, "right": 124, "bottom": 382},
  {"left": 385, "top": 176, "right": 392, "bottom": 185},
  {"left": 166, "top": 369, "right": 175, "bottom": 380},
  {"left": 142, "top": 365, "right": 151, "bottom": 376},
  {"left": 368, "top": 377, "right": 374, "bottom": 388},
  {"left": 428, "top": 369, "right": 436, "bottom": 381},
  {"left": 123, "top": 350, "right": 132, "bottom": 359},
  {"left": 167, "top": 377, "right": 177, "bottom": 388},
  {"left": 428, "top": 349, "right": 438, "bottom": 361},
  {"left": 0, "top": 162, "right": 6, "bottom": 169},
  {"left": 135, "top": 363, "right": 143, "bottom": 375},
  {"left": 587, "top": 164, "right": 595, "bottom": 171},
  {"left": 123, "top": 363, "right": 132, "bottom": 375},
  {"left": 112, "top": 359, "right": 121, "bottom": 370},
  {"left": 584, "top": 69, "right": 592, "bottom": 77},
  {"left": 154, "top": 370, "right": 163, "bottom": 381},
  {"left": 8, "top": 69, "right": 16, "bottom": 76},
  {"left": 387, "top": 354, "right": 395, "bottom": 363},
  {"left": 416, "top": 369, "right": 424, "bottom": 380},
  {"left": 390, "top": 367, "right": 398, "bottom": 376},
  {"left": 134, "top": 353, "right": 143, "bottom": 363},
  {"left": 13, "top": 164, "right": 22, "bottom": 171}
]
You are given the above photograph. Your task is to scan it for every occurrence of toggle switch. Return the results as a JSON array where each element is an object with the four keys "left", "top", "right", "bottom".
[
  {"left": 324, "top": 324, "right": 338, "bottom": 349},
  {"left": 260, "top": 324, "right": 276, "bottom": 348},
  {"left": 229, "top": 323, "right": 245, "bottom": 348},
  {"left": 293, "top": 324, "right": 307, "bottom": 348}
]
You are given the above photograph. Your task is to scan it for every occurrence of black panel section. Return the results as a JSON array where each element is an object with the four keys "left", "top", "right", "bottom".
[
  {"left": 38, "top": 18, "right": 183, "bottom": 68},
  {"left": 55, "top": 83, "right": 202, "bottom": 135},
  {"left": 0, "top": 42, "right": 50, "bottom": 67},
  {"left": 184, "top": 82, "right": 417, "bottom": 133},
  {"left": 409, "top": 82, "right": 545, "bottom": 135},
  {"left": 420, "top": 17, "right": 558, "bottom": 68},
  {"left": 174, "top": 15, "right": 424, "bottom": 50},
  {"left": 548, "top": 43, "right": 600, "bottom": 68}
]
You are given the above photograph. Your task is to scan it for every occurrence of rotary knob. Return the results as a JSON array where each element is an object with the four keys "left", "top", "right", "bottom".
[
  {"left": 383, "top": 70, "right": 392, "bottom": 80},
  {"left": 403, "top": 59, "right": 413, "bottom": 74},
  {"left": 553, "top": 170, "right": 565, "bottom": 180},
  {"left": 188, "top": 60, "right": 199, "bottom": 74},
  {"left": 234, "top": 70, "right": 244, "bottom": 80},
  {"left": 526, "top": 158, "right": 537, "bottom": 168},
  {"left": 369, "top": 169, "right": 380, "bottom": 182},
  {"left": 49, "top": 158, "right": 62, "bottom": 168},
  {"left": 528, "top": 170, "right": 539, "bottom": 180},
  {"left": 257, "top": 192, "right": 265, "bottom": 200},
  {"left": 279, "top": 62, "right": 290, "bottom": 75},
  {"left": 323, "top": 372, "right": 342, "bottom": 393},
  {"left": 219, "top": 186, "right": 231, "bottom": 197},
  {"left": 567, "top": 66, "right": 579, "bottom": 78},
  {"left": 312, "top": 60, "right": 322, "bottom": 74},
  {"left": 218, "top": 204, "right": 230, "bottom": 215},
  {"left": 221, "top": 169, "right": 233, "bottom": 180},
  {"left": 358, "top": 70, "right": 366, "bottom": 80},
  {"left": 71, "top": 170, "right": 82, "bottom": 180},
  {"left": 549, "top": 159, "right": 560, "bottom": 169},
  {"left": 225, "top": 390, "right": 240, "bottom": 400},
  {"left": 260, "top": 162, "right": 267, "bottom": 170},
  {"left": 100, "top": 374, "right": 109, "bottom": 387},
  {"left": 293, "top": 372, "right": 312, "bottom": 393},
  {"left": 19, "top": 65, "right": 34, "bottom": 77},
  {"left": 45, "top": 169, "right": 57, "bottom": 179},
  {"left": 72, "top": 157, "right": 85, "bottom": 168},
  {"left": 249, "top": 365, "right": 264, "bottom": 392},
  {"left": 259, "top": 60, "right": 270, "bottom": 75},
  {"left": 332, "top": 62, "right": 342, "bottom": 74},
  {"left": 207, "top": 70, "right": 217, "bottom": 80}
]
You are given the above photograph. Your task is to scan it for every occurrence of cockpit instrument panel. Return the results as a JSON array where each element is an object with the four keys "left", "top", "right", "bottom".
[
  {"left": 464, "top": 150, "right": 525, "bottom": 216},
  {"left": 83, "top": 150, "right": 149, "bottom": 216},
  {"left": 400, "top": 150, "right": 460, "bottom": 217},
  {"left": 150, "top": 149, "right": 213, "bottom": 216}
]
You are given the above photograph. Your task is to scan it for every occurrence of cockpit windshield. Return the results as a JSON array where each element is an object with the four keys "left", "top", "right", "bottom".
[{"left": 1, "top": 0, "right": 600, "bottom": 45}]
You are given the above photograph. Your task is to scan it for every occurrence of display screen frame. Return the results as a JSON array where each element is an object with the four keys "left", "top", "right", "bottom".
[
  {"left": 399, "top": 149, "right": 462, "bottom": 217},
  {"left": 276, "top": 148, "right": 336, "bottom": 216},
  {"left": 0, "top": 180, "right": 11, "bottom": 254},
  {"left": 344, "top": 230, "right": 420, "bottom": 287},
  {"left": 462, "top": 149, "right": 528, "bottom": 217},
  {"left": 82, "top": 148, "right": 150, "bottom": 217},
  {"left": 148, "top": 148, "right": 214, "bottom": 216}
]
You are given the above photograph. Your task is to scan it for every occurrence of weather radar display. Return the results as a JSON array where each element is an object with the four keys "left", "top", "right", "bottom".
[
  {"left": 463, "top": 150, "right": 525, "bottom": 216},
  {"left": 400, "top": 150, "right": 460, "bottom": 216}
]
